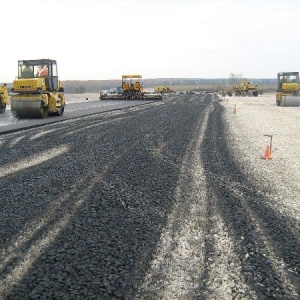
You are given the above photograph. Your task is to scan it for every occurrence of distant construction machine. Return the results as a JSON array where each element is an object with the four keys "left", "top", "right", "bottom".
[
  {"left": 10, "top": 59, "right": 66, "bottom": 118},
  {"left": 0, "top": 83, "right": 8, "bottom": 113},
  {"left": 223, "top": 79, "right": 261, "bottom": 97},
  {"left": 276, "top": 72, "right": 300, "bottom": 107},
  {"left": 154, "top": 85, "right": 176, "bottom": 94},
  {"left": 122, "top": 75, "right": 144, "bottom": 99},
  {"left": 100, "top": 75, "right": 162, "bottom": 101}
]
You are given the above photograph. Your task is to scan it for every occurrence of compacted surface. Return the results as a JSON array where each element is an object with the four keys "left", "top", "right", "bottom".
[{"left": 0, "top": 93, "right": 299, "bottom": 299}]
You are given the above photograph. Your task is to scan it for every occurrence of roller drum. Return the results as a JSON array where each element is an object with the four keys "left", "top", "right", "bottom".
[
  {"left": 281, "top": 96, "right": 300, "bottom": 107},
  {"left": 11, "top": 100, "right": 49, "bottom": 118}
]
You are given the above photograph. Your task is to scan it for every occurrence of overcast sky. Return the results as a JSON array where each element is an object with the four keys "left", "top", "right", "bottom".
[{"left": 2, "top": 0, "right": 300, "bottom": 81}]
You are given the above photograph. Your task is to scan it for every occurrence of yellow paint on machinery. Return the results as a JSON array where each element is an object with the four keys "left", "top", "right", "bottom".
[
  {"left": 224, "top": 79, "right": 261, "bottom": 97},
  {"left": 121, "top": 74, "right": 143, "bottom": 99},
  {"left": 100, "top": 74, "right": 162, "bottom": 101},
  {"left": 238, "top": 80, "right": 260, "bottom": 96},
  {"left": 0, "top": 83, "right": 9, "bottom": 113},
  {"left": 10, "top": 59, "right": 66, "bottom": 118},
  {"left": 121, "top": 75, "right": 142, "bottom": 79},
  {"left": 154, "top": 85, "right": 176, "bottom": 94},
  {"left": 276, "top": 72, "right": 300, "bottom": 107}
]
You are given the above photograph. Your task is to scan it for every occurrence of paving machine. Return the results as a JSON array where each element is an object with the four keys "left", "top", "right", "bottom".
[
  {"left": 100, "top": 74, "right": 162, "bottom": 100},
  {"left": 10, "top": 59, "right": 66, "bottom": 118},
  {"left": 276, "top": 72, "right": 300, "bottom": 107},
  {"left": 122, "top": 74, "right": 143, "bottom": 99},
  {"left": 0, "top": 83, "right": 8, "bottom": 113}
]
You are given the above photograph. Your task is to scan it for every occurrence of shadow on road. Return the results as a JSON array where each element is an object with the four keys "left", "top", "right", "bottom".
[{"left": 1, "top": 96, "right": 210, "bottom": 299}]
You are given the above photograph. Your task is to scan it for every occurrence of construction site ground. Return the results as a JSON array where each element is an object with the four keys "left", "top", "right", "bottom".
[{"left": 0, "top": 93, "right": 299, "bottom": 299}]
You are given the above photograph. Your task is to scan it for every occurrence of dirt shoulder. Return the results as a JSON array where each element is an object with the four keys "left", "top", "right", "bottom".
[{"left": 221, "top": 93, "right": 300, "bottom": 221}]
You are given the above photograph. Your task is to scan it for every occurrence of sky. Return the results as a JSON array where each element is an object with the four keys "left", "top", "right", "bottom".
[{"left": 1, "top": 0, "right": 300, "bottom": 81}]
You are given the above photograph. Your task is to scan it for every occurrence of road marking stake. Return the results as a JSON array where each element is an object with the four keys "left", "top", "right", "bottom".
[
  {"left": 261, "top": 145, "right": 272, "bottom": 160},
  {"left": 261, "top": 134, "right": 273, "bottom": 160}
]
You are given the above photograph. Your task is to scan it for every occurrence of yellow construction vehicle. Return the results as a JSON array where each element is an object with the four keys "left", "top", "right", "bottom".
[
  {"left": 276, "top": 72, "right": 300, "bottom": 107},
  {"left": 224, "top": 79, "right": 261, "bottom": 97},
  {"left": 0, "top": 83, "right": 9, "bottom": 113},
  {"left": 100, "top": 74, "right": 162, "bottom": 100},
  {"left": 154, "top": 85, "right": 175, "bottom": 94},
  {"left": 10, "top": 59, "right": 66, "bottom": 118},
  {"left": 121, "top": 74, "right": 143, "bottom": 99},
  {"left": 237, "top": 80, "right": 260, "bottom": 96}
]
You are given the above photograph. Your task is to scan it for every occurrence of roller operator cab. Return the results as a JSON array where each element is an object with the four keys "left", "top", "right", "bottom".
[
  {"left": 10, "top": 59, "right": 66, "bottom": 118},
  {"left": 276, "top": 72, "right": 300, "bottom": 107}
]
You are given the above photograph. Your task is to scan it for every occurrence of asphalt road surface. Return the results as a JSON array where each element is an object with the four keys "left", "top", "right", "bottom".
[
  {"left": 0, "top": 93, "right": 299, "bottom": 299},
  {"left": 0, "top": 93, "right": 153, "bottom": 134}
]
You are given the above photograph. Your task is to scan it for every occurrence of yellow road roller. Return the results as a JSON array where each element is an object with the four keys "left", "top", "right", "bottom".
[
  {"left": 0, "top": 83, "right": 8, "bottom": 113},
  {"left": 276, "top": 72, "right": 300, "bottom": 107},
  {"left": 10, "top": 59, "right": 66, "bottom": 118}
]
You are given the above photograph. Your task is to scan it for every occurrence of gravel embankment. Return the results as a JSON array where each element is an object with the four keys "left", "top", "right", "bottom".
[
  {"left": 200, "top": 93, "right": 300, "bottom": 300},
  {"left": 0, "top": 93, "right": 299, "bottom": 299},
  {"left": 223, "top": 93, "right": 300, "bottom": 221}
]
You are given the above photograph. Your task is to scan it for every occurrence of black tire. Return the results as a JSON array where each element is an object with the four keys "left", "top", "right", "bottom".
[
  {"left": 41, "top": 105, "right": 49, "bottom": 118},
  {"left": 0, "top": 104, "right": 6, "bottom": 113},
  {"left": 56, "top": 106, "right": 64, "bottom": 116}
]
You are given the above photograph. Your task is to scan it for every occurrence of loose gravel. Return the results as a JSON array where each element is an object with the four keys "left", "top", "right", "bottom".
[{"left": 0, "top": 93, "right": 299, "bottom": 299}]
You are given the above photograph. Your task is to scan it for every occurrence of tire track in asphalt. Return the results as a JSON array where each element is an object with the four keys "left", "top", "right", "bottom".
[{"left": 138, "top": 94, "right": 248, "bottom": 299}]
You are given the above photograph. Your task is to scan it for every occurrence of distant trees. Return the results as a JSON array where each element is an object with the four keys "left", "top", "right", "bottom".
[
  {"left": 229, "top": 73, "right": 243, "bottom": 86},
  {"left": 63, "top": 80, "right": 118, "bottom": 93},
  {"left": 74, "top": 85, "right": 87, "bottom": 94}
]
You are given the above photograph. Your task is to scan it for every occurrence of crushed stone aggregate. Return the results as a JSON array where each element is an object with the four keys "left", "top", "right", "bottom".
[{"left": 0, "top": 93, "right": 299, "bottom": 299}]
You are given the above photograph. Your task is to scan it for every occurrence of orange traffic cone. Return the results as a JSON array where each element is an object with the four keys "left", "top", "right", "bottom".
[{"left": 261, "top": 145, "right": 272, "bottom": 160}]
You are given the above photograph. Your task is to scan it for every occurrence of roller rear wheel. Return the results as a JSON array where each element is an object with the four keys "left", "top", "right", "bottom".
[
  {"left": 41, "top": 105, "right": 49, "bottom": 118},
  {"left": 56, "top": 106, "right": 64, "bottom": 116}
]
